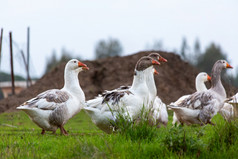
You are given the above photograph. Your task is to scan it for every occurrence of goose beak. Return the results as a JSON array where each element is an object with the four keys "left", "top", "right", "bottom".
[
  {"left": 82, "top": 66, "right": 89, "bottom": 70},
  {"left": 78, "top": 61, "right": 89, "bottom": 70},
  {"left": 154, "top": 69, "right": 159, "bottom": 75},
  {"left": 207, "top": 75, "right": 211, "bottom": 81},
  {"left": 152, "top": 60, "right": 160, "bottom": 65},
  {"left": 226, "top": 63, "right": 233, "bottom": 68},
  {"left": 159, "top": 56, "right": 168, "bottom": 62}
]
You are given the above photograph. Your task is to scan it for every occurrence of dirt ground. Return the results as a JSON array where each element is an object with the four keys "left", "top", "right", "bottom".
[{"left": 0, "top": 51, "right": 237, "bottom": 113}]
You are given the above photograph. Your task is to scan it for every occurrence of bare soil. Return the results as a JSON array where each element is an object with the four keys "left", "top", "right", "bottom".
[{"left": 0, "top": 51, "right": 237, "bottom": 113}]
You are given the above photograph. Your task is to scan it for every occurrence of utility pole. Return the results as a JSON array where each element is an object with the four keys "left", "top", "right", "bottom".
[
  {"left": 0, "top": 28, "right": 3, "bottom": 68},
  {"left": 20, "top": 50, "right": 32, "bottom": 83},
  {"left": 26, "top": 27, "right": 31, "bottom": 87},
  {"left": 9, "top": 32, "right": 15, "bottom": 95}
]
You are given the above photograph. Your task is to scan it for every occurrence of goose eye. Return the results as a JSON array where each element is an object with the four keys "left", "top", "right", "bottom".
[{"left": 74, "top": 61, "right": 76, "bottom": 63}]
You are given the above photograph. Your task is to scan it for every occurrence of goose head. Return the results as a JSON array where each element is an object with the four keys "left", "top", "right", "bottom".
[
  {"left": 197, "top": 72, "right": 211, "bottom": 83},
  {"left": 148, "top": 52, "right": 168, "bottom": 63},
  {"left": 195, "top": 72, "right": 211, "bottom": 92},
  {"left": 148, "top": 53, "right": 167, "bottom": 75},
  {"left": 214, "top": 60, "right": 233, "bottom": 70},
  {"left": 65, "top": 59, "right": 89, "bottom": 73},
  {"left": 135, "top": 56, "right": 160, "bottom": 72}
]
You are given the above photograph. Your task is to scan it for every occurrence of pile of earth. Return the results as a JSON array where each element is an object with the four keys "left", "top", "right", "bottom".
[{"left": 0, "top": 51, "right": 237, "bottom": 113}]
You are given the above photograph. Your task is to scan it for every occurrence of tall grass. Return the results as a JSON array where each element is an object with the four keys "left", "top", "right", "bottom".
[
  {"left": 110, "top": 105, "right": 158, "bottom": 142},
  {"left": 0, "top": 109, "right": 238, "bottom": 158}
]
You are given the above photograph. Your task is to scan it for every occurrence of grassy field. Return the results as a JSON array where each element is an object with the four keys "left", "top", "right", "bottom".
[{"left": 0, "top": 110, "right": 238, "bottom": 159}]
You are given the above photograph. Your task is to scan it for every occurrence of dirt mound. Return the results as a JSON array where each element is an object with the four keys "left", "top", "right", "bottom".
[{"left": 0, "top": 51, "right": 237, "bottom": 113}]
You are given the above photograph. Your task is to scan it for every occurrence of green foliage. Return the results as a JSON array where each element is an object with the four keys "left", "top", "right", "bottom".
[
  {"left": 0, "top": 71, "right": 25, "bottom": 82},
  {"left": 95, "top": 38, "right": 123, "bottom": 59}
]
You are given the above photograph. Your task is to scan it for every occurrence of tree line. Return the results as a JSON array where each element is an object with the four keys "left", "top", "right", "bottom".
[{"left": 7, "top": 37, "right": 237, "bottom": 87}]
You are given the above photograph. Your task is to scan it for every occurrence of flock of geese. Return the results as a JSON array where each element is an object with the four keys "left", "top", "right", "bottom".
[{"left": 16, "top": 53, "right": 238, "bottom": 135}]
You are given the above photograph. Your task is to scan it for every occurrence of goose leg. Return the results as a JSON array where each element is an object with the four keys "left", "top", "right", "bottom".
[
  {"left": 60, "top": 126, "right": 68, "bottom": 136},
  {"left": 62, "top": 127, "right": 68, "bottom": 135},
  {"left": 41, "top": 129, "right": 45, "bottom": 135}
]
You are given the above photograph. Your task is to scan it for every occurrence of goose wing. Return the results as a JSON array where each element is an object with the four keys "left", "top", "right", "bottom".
[{"left": 17, "top": 89, "right": 70, "bottom": 110}]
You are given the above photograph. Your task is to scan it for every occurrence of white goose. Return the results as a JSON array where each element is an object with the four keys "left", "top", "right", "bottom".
[
  {"left": 145, "top": 53, "right": 169, "bottom": 127},
  {"left": 171, "top": 72, "right": 211, "bottom": 125},
  {"left": 99, "top": 53, "right": 169, "bottom": 128},
  {"left": 223, "top": 93, "right": 238, "bottom": 120},
  {"left": 17, "top": 59, "right": 89, "bottom": 135},
  {"left": 168, "top": 60, "right": 233, "bottom": 125},
  {"left": 84, "top": 56, "right": 160, "bottom": 133},
  {"left": 151, "top": 96, "right": 168, "bottom": 127},
  {"left": 228, "top": 93, "right": 238, "bottom": 104}
]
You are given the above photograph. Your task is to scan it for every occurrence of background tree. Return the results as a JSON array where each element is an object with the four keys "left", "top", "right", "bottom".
[
  {"left": 45, "top": 50, "right": 58, "bottom": 73},
  {"left": 0, "top": 72, "right": 25, "bottom": 82},
  {"left": 145, "top": 40, "right": 163, "bottom": 51},
  {"left": 196, "top": 43, "right": 228, "bottom": 74},
  {"left": 194, "top": 38, "right": 201, "bottom": 55},
  {"left": 45, "top": 48, "right": 79, "bottom": 74},
  {"left": 180, "top": 37, "right": 189, "bottom": 61},
  {"left": 95, "top": 38, "right": 123, "bottom": 59},
  {"left": 191, "top": 38, "right": 201, "bottom": 65}
]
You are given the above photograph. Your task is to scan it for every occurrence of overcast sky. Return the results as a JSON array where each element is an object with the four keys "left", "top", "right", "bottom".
[{"left": 1, "top": 0, "right": 238, "bottom": 78}]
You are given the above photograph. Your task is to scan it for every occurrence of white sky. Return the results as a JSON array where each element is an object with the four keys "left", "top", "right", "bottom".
[{"left": 0, "top": 0, "right": 238, "bottom": 78}]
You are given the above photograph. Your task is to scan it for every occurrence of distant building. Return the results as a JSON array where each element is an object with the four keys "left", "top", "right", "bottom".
[{"left": 0, "top": 81, "right": 35, "bottom": 98}]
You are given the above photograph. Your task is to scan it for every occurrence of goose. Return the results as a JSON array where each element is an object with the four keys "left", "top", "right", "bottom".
[
  {"left": 171, "top": 72, "right": 211, "bottom": 125},
  {"left": 145, "top": 53, "right": 169, "bottom": 127},
  {"left": 227, "top": 93, "right": 238, "bottom": 104},
  {"left": 17, "top": 59, "right": 89, "bottom": 135},
  {"left": 84, "top": 56, "right": 160, "bottom": 133},
  {"left": 219, "top": 103, "right": 234, "bottom": 121},
  {"left": 105, "top": 53, "right": 169, "bottom": 127},
  {"left": 168, "top": 60, "right": 233, "bottom": 125},
  {"left": 223, "top": 92, "right": 238, "bottom": 119},
  {"left": 151, "top": 96, "right": 168, "bottom": 127}
]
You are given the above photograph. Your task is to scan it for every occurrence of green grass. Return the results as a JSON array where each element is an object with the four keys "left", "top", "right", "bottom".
[{"left": 0, "top": 110, "right": 238, "bottom": 158}]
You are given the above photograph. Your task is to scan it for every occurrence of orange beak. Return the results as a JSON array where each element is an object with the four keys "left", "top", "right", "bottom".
[
  {"left": 78, "top": 61, "right": 89, "bottom": 70},
  {"left": 159, "top": 56, "right": 168, "bottom": 62},
  {"left": 226, "top": 63, "right": 233, "bottom": 68},
  {"left": 152, "top": 60, "right": 160, "bottom": 65},
  {"left": 83, "top": 66, "right": 89, "bottom": 70},
  {"left": 207, "top": 75, "right": 211, "bottom": 81},
  {"left": 154, "top": 69, "right": 159, "bottom": 75}
]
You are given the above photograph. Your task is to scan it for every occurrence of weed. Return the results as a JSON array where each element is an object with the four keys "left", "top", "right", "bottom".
[
  {"left": 208, "top": 119, "right": 238, "bottom": 151},
  {"left": 162, "top": 126, "right": 204, "bottom": 156},
  {"left": 110, "top": 105, "right": 158, "bottom": 142}
]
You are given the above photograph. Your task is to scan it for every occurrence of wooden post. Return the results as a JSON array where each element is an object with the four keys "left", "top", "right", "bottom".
[
  {"left": 9, "top": 32, "right": 15, "bottom": 95},
  {"left": 20, "top": 50, "right": 32, "bottom": 84},
  {"left": 0, "top": 28, "right": 3, "bottom": 68},
  {"left": 26, "top": 27, "right": 31, "bottom": 87}
]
